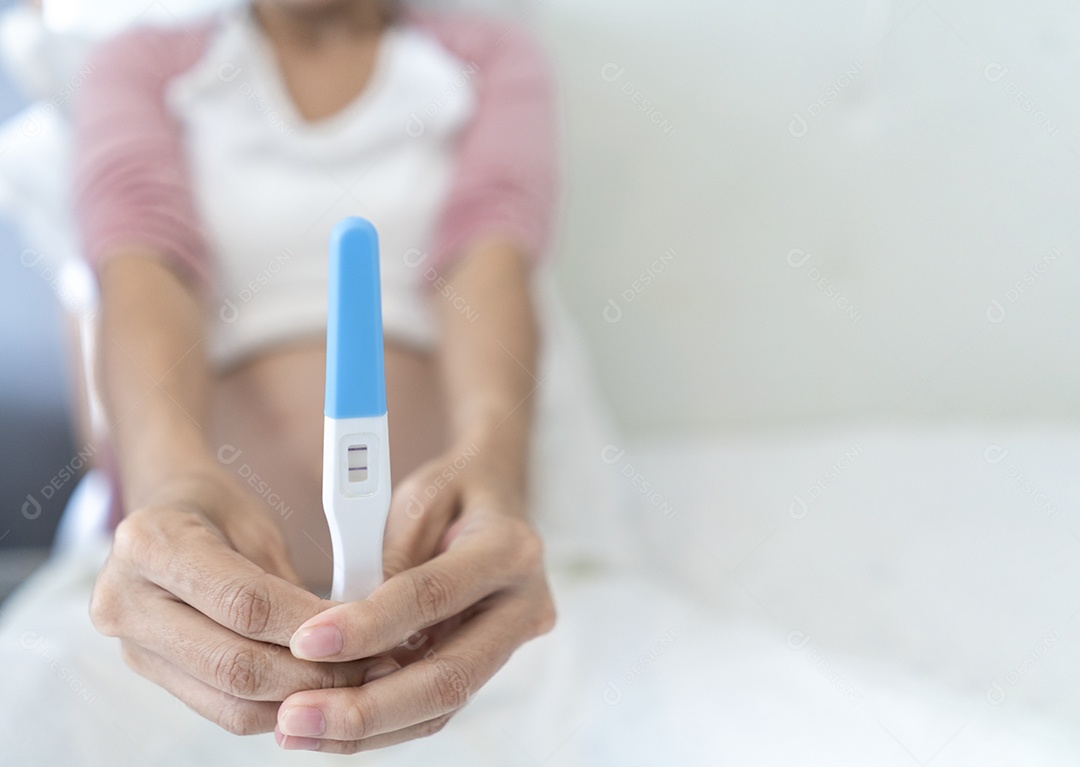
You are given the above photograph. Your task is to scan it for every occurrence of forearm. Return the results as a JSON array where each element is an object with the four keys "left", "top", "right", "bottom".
[
  {"left": 434, "top": 238, "right": 539, "bottom": 494},
  {"left": 96, "top": 251, "right": 216, "bottom": 509}
]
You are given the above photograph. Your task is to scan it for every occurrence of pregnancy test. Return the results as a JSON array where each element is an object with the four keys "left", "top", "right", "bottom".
[{"left": 323, "top": 217, "right": 391, "bottom": 602}]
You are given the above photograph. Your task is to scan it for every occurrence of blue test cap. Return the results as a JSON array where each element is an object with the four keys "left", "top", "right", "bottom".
[{"left": 325, "top": 217, "right": 387, "bottom": 419}]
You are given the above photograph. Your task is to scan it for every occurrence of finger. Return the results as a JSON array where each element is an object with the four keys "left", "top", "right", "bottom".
[
  {"left": 289, "top": 515, "right": 529, "bottom": 661},
  {"left": 382, "top": 459, "right": 459, "bottom": 576},
  {"left": 277, "top": 714, "right": 455, "bottom": 754},
  {"left": 125, "top": 587, "right": 384, "bottom": 700},
  {"left": 121, "top": 641, "right": 279, "bottom": 735},
  {"left": 272, "top": 554, "right": 307, "bottom": 590},
  {"left": 279, "top": 598, "right": 530, "bottom": 741},
  {"left": 218, "top": 510, "right": 306, "bottom": 588},
  {"left": 118, "top": 507, "right": 330, "bottom": 644},
  {"left": 238, "top": 528, "right": 306, "bottom": 589}
]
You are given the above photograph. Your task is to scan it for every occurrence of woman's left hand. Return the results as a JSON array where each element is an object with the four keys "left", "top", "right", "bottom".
[{"left": 273, "top": 441, "right": 556, "bottom": 752}]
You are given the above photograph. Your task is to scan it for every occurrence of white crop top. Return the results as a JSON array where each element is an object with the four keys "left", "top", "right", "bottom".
[{"left": 165, "top": 7, "right": 476, "bottom": 369}]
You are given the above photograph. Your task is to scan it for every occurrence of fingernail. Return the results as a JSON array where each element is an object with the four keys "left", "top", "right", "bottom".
[
  {"left": 281, "top": 736, "right": 321, "bottom": 751},
  {"left": 273, "top": 726, "right": 284, "bottom": 747},
  {"left": 290, "top": 625, "right": 343, "bottom": 659},
  {"left": 279, "top": 706, "right": 326, "bottom": 738},
  {"left": 365, "top": 660, "right": 400, "bottom": 683}
]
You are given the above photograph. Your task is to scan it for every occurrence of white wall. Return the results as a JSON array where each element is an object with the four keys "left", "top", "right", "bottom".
[
  {"left": 33, "top": 0, "right": 1080, "bottom": 436},
  {"left": 539, "top": 0, "right": 1080, "bottom": 435}
]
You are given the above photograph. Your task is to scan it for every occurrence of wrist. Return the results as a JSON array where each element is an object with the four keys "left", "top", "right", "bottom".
[
  {"left": 453, "top": 414, "right": 531, "bottom": 496},
  {"left": 123, "top": 449, "right": 233, "bottom": 515},
  {"left": 113, "top": 407, "right": 216, "bottom": 509}
]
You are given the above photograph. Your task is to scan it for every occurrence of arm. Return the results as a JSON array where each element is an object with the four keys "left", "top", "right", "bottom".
[
  {"left": 80, "top": 31, "right": 384, "bottom": 736},
  {"left": 94, "top": 252, "right": 300, "bottom": 576},
  {"left": 277, "top": 242, "right": 555, "bottom": 753},
  {"left": 90, "top": 251, "right": 375, "bottom": 732},
  {"left": 274, "top": 18, "right": 560, "bottom": 753},
  {"left": 96, "top": 253, "right": 214, "bottom": 509},
  {"left": 375, "top": 237, "right": 541, "bottom": 567},
  {"left": 436, "top": 237, "right": 539, "bottom": 495}
]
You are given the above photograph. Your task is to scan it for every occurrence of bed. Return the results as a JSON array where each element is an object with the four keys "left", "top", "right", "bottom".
[{"left": 2, "top": 421, "right": 1078, "bottom": 765}]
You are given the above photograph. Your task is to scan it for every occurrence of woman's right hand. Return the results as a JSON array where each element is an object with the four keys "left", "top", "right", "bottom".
[{"left": 89, "top": 467, "right": 398, "bottom": 735}]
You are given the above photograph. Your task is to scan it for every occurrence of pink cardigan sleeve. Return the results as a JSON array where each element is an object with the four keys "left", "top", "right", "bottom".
[
  {"left": 410, "top": 12, "right": 561, "bottom": 272},
  {"left": 73, "top": 25, "right": 213, "bottom": 289}
]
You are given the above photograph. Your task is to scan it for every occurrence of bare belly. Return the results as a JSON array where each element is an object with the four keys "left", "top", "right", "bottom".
[{"left": 207, "top": 340, "right": 448, "bottom": 593}]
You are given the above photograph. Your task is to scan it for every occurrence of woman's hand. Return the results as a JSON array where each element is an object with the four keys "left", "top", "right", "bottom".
[
  {"left": 274, "top": 442, "right": 556, "bottom": 753},
  {"left": 89, "top": 466, "right": 396, "bottom": 735}
]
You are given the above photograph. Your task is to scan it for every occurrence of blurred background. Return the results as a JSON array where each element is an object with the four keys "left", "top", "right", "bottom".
[
  {"left": 0, "top": 0, "right": 74, "bottom": 592},
  {"left": 547, "top": 0, "right": 1080, "bottom": 435},
  {"left": 3, "top": 0, "right": 1080, "bottom": 563},
  {"left": 1, "top": 0, "right": 1079, "bottom": 744}
]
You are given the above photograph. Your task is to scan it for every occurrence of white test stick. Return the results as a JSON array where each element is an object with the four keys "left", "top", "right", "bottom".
[{"left": 322, "top": 217, "right": 392, "bottom": 602}]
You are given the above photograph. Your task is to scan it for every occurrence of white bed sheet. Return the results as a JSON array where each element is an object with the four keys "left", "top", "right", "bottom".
[
  {"left": 2, "top": 423, "right": 1079, "bottom": 765},
  {"left": 620, "top": 424, "right": 1080, "bottom": 735}
]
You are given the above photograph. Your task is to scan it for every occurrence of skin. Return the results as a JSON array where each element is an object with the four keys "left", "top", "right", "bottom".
[{"left": 87, "top": 0, "right": 556, "bottom": 753}]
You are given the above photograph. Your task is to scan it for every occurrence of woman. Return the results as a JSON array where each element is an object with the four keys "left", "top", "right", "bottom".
[
  {"left": 7, "top": 2, "right": 1080, "bottom": 763},
  {"left": 76, "top": 0, "right": 558, "bottom": 752}
]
